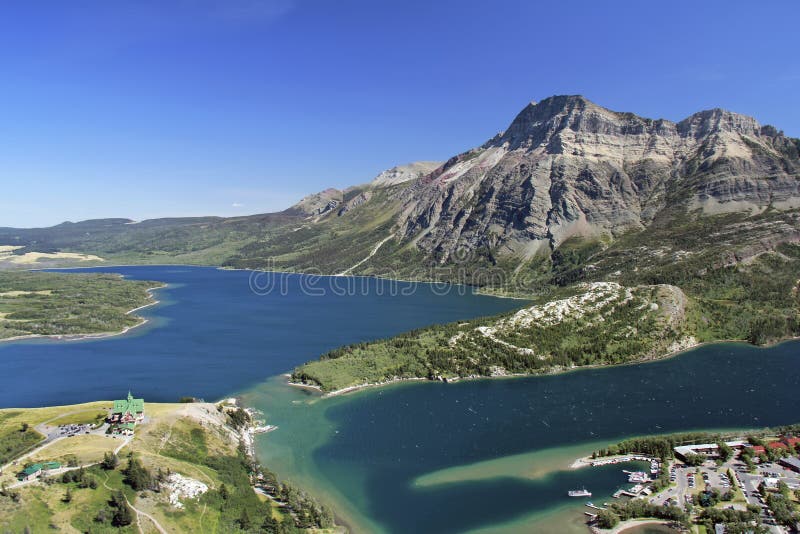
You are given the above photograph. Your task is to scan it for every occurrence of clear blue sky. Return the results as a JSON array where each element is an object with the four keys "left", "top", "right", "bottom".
[{"left": 1, "top": 0, "right": 798, "bottom": 227}]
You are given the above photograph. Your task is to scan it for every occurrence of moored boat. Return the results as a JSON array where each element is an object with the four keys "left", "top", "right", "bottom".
[{"left": 568, "top": 488, "right": 592, "bottom": 497}]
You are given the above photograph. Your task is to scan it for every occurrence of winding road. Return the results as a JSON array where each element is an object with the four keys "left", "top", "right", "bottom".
[{"left": 336, "top": 234, "right": 394, "bottom": 276}]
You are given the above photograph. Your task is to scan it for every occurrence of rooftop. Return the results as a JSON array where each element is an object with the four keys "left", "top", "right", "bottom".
[
  {"left": 673, "top": 441, "right": 746, "bottom": 458},
  {"left": 21, "top": 463, "right": 43, "bottom": 475},
  {"left": 779, "top": 457, "right": 800, "bottom": 470},
  {"left": 112, "top": 391, "right": 144, "bottom": 415}
]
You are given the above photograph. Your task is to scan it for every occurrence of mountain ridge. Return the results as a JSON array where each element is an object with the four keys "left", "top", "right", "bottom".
[{"left": 0, "top": 95, "right": 798, "bottom": 287}]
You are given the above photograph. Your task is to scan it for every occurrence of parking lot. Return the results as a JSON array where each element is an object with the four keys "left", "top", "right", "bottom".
[{"left": 651, "top": 456, "right": 796, "bottom": 533}]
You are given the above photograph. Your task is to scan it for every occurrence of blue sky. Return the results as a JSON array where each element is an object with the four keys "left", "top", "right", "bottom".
[{"left": 1, "top": 0, "right": 798, "bottom": 227}]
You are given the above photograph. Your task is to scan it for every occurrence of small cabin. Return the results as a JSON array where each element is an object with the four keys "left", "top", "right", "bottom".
[{"left": 17, "top": 461, "right": 61, "bottom": 481}]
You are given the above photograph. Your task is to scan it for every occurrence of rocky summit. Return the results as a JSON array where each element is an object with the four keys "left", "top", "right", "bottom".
[{"left": 393, "top": 95, "right": 800, "bottom": 264}]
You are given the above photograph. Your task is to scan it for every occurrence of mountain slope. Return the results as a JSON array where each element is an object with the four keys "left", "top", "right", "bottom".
[
  {"left": 391, "top": 96, "right": 799, "bottom": 269},
  {"left": 370, "top": 161, "right": 441, "bottom": 187},
  {"left": 1, "top": 96, "right": 799, "bottom": 290},
  {"left": 2, "top": 96, "right": 799, "bottom": 391}
]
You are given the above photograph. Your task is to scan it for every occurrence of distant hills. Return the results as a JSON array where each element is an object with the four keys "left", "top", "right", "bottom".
[{"left": 1, "top": 95, "right": 798, "bottom": 291}]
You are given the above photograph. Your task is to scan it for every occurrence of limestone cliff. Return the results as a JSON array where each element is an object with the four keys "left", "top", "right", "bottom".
[{"left": 392, "top": 95, "right": 800, "bottom": 263}]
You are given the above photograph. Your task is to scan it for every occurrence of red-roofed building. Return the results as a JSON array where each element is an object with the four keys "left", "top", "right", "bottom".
[
  {"left": 750, "top": 445, "right": 766, "bottom": 455},
  {"left": 767, "top": 441, "right": 788, "bottom": 450},
  {"left": 782, "top": 437, "right": 800, "bottom": 449}
]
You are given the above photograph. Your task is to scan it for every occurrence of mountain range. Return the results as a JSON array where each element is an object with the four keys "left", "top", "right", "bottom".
[
  {"left": 1, "top": 95, "right": 799, "bottom": 292},
  {"left": 3, "top": 95, "right": 799, "bottom": 389}
]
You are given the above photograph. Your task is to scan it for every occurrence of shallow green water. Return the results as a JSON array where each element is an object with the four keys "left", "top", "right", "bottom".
[
  {"left": 244, "top": 340, "right": 800, "bottom": 533},
  {"left": 620, "top": 525, "right": 678, "bottom": 534},
  {"left": 4, "top": 266, "right": 796, "bottom": 533}
]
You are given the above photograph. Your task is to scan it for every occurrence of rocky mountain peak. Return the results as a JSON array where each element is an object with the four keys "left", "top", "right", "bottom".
[
  {"left": 677, "top": 108, "right": 762, "bottom": 139},
  {"left": 395, "top": 96, "right": 800, "bottom": 262},
  {"left": 370, "top": 161, "right": 442, "bottom": 187},
  {"left": 490, "top": 95, "right": 629, "bottom": 151}
]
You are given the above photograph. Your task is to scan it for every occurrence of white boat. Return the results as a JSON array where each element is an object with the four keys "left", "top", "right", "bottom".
[
  {"left": 568, "top": 488, "right": 592, "bottom": 497},
  {"left": 627, "top": 471, "right": 649, "bottom": 483}
]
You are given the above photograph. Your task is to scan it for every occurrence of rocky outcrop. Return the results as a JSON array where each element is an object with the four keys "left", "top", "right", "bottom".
[
  {"left": 337, "top": 190, "right": 372, "bottom": 215},
  {"left": 283, "top": 188, "right": 342, "bottom": 218},
  {"left": 389, "top": 96, "right": 800, "bottom": 264},
  {"left": 283, "top": 162, "right": 441, "bottom": 219},
  {"left": 370, "top": 161, "right": 441, "bottom": 187}
]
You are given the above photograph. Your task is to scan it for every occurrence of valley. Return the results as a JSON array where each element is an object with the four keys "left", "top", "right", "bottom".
[{"left": 1, "top": 96, "right": 799, "bottom": 533}]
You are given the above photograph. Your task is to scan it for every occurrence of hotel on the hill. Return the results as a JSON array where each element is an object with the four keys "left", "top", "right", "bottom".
[{"left": 108, "top": 391, "right": 144, "bottom": 435}]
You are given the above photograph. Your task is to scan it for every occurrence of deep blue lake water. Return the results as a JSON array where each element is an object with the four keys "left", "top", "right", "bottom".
[
  {"left": 0, "top": 266, "right": 521, "bottom": 407},
  {"left": 3, "top": 265, "right": 799, "bottom": 533}
]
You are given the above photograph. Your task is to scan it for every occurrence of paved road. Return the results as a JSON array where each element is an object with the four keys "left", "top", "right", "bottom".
[
  {"left": 650, "top": 463, "right": 690, "bottom": 507},
  {"left": 6, "top": 436, "right": 131, "bottom": 489}
]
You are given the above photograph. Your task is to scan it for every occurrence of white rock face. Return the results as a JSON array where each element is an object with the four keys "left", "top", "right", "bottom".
[
  {"left": 286, "top": 188, "right": 342, "bottom": 217},
  {"left": 496, "top": 282, "right": 630, "bottom": 329},
  {"left": 394, "top": 96, "right": 800, "bottom": 262},
  {"left": 468, "top": 282, "right": 631, "bottom": 356},
  {"left": 165, "top": 473, "right": 208, "bottom": 509},
  {"left": 450, "top": 282, "right": 688, "bottom": 360},
  {"left": 370, "top": 161, "right": 441, "bottom": 187}
]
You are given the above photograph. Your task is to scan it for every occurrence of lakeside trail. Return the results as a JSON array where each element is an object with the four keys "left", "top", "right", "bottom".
[{"left": 0, "top": 283, "right": 164, "bottom": 345}]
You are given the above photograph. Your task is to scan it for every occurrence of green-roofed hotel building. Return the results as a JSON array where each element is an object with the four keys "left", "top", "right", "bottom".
[{"left": 109, "top": 391, "right": 144, "bottom": 428}]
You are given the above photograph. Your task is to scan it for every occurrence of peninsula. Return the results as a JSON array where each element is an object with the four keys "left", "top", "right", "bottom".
[
  {"left": 0, "top": 270, "right": 161, "bottom": 342},
  {"left": 1, "top": 97, "right": 798, "bottom": 392},
  {"left": 0, "top": 396, "right": 338, "bottom": 533}
]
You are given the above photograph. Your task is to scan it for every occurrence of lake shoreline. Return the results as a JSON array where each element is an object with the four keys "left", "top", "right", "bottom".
[
  {"left": 289, "top": 334, "right": 800, "bottom": 399},
  {"left": 5, "top": 264, "right": 797, "bottom": 532},
  {"left": 0, "top": 283, "right": 165, "bottom": 345},
  {"left": 607, "top": 519, "right": 679, "bottom": 534},
  {"left": 37, "top": 261, "right": 534, "bottom": 301}
]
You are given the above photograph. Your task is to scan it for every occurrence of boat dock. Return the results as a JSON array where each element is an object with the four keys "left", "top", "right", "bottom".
[
  {"left": 585, "top": 503, "right": 606, "bottom": 511},
  {"left": 588, "top": 454, "right": 654, "bottom": 467}
]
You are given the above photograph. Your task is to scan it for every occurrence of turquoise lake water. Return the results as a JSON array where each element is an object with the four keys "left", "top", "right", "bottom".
[
  {"left": 1, "top": 266, "right": 798, "bottom": 533},
  {"left": 247, "top": 340, "right": 800, "bottom": 533}
]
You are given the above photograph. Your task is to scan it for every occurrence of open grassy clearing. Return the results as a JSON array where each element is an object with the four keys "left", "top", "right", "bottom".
[{"left": 0, "top": 400, "right": 331, "bottom": 533}]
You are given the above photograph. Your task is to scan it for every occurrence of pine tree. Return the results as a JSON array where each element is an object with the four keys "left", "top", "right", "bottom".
[
  {"left": 111, "top": 491, "right": 134, "bottom": 527},
  {"left": 101, "top": 451, "right": 119, "bottom": 470},
  {"left": 238, "top": 509, "right": 252, "bottom": 530},
  {"left": 123, "top": 457, "right": 153, "bottom": 490},
  {"left": 261, "top": 513, "right": 280, "bottom": 533},
  {"left": 112, "top": 502, "right": 133, "bottom": 527}
]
